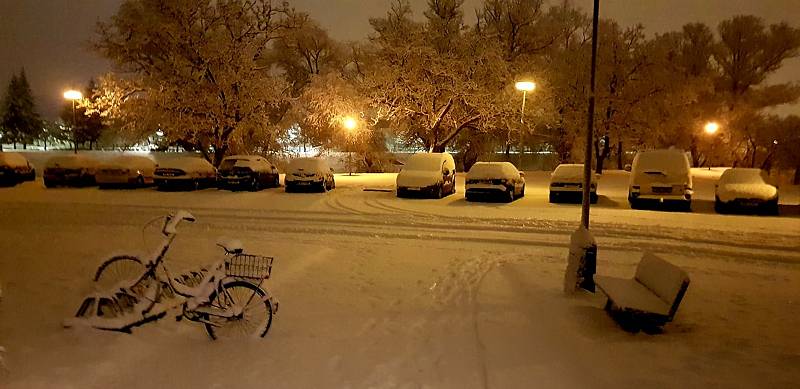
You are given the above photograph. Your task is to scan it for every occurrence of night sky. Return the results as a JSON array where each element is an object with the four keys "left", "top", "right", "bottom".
[{"left": 1, "top": 0, "right": 798, "bottom": 119}]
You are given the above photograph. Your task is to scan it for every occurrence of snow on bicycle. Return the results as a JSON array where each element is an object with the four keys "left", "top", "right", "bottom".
[{"left": 63, "top": 210, "right": 279, "bottom": 340}]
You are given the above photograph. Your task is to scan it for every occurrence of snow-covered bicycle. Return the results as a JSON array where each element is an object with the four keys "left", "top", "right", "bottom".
[{"left": 64, "top": 210, "right": 279, "bottom": 340}]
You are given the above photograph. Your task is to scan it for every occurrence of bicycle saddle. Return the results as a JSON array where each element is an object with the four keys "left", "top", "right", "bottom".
[{"left": 216, "top": 238, "right": 244, "bottom": 255}]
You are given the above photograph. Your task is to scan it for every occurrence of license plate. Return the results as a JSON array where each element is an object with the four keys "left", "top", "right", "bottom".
[
  {"left": 652, "top": 186, "right": 672, "bottom": 194},
  {"left": 228, "top": 180, "right": 239, "bottom": 185},
  {"left": 297, "top": 181, "right": 310, "bottom": 185},
  {"left": 407, "top": 187, "right": 420, "bottom": 191}
]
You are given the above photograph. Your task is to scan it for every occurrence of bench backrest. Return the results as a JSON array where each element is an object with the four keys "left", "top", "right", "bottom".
[{"left": 635, "top": 252, "right": 690, "bottom": 319}]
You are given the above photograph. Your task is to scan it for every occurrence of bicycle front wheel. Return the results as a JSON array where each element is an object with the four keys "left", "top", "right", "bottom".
[{"left": 203, "top": 280, "right": 274, "bottom": 340}]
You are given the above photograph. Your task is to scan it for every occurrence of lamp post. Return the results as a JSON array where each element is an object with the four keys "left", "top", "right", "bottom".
[
  {"left": 703, "top": 121, "right": 720, "bottom": 169},
  {"left": 342, "top": 116, "right": 358, "bottom": 176},
  {"left": 514, "top": 81, "right": 536, "bottom": 124},
  {"left": 63, "top": 90, "right": 83, "bottom": 154}
]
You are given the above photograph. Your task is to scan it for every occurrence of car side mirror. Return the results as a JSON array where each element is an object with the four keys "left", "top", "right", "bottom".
[
  {"left": 519, "top": 171, "right": 525, "bottom": 178},
  {"left": 443, "top": 168, "right": 450, "bottom": 176},
  {"left": 624, "top": 164, "right": 632, "bottom": 172},
  {"left": 330, "top": 167, "right": 334, "bottom": 172}
]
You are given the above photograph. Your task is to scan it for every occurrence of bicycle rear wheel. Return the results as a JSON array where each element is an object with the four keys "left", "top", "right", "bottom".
[
  {"left": 94, "top": 255, "right": 144, "bottom": 290},
  {"left": 94, "top": 255, "right": 158, "bottom": 313},
  {"left": 203, "top": 280, "right": 273, "bottom": 340}
]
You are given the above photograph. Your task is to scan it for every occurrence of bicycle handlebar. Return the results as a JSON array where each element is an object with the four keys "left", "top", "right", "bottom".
[{"left": 163, "top": 210, "right": 196, "bottom": 236}]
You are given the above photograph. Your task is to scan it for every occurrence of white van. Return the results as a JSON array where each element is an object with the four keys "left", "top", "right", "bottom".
[
  {"left": 396, "top": 152, "right": 456, "bottom": 199},
  {"left": 628, "top": 149, "right": 692, "bottom": 210}
]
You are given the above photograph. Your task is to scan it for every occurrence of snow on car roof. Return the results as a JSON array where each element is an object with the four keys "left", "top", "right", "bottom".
[
  {"left": 467, "top": 162, "right": 519, "bottom": 179},
  {"left": 100, "top": 155, "right": 156, "bottom": 170},
  {"left": 0, "top": 152, "right": 29, "bottom": 168},
  {"left": 45, "top": 154, "right": 99, "bottom": 169},
  {"left": 403, "top": 153, "right": 447, "bottom": 171},
  {"left": 632, "top": 149, "right": 690, "bottom": 176},
  {"left": 719, "top": 168, "right": 767, "bottom": 184},
  {"left": 157, "top": 157, "right": 214, "bottom": 172},
  {"left": 288, "top": 157, "right": 328, "bottom": 171}
]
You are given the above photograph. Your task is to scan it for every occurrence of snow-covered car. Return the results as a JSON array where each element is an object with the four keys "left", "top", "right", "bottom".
[
  {"left": 396, "top": 152, "right": 456, "bottom": 199},
  {"left": 714, "top": 168, "right": 779, "bottom": 215},
  {"left": 549, "top": 164, "right": 597, "bottom": 203},
  {"left": 628, "top": 149, "right": 692, "bottom": 210},
  {"left": 43, "top": 154, "right": 99, "bottom": 188},
  {"left": 0, "top": 152, "right": 35, "bottom": 186},
  {"left": 465, "top": 161, "right": 525, "bottom": 202},
  {"left": 154, "top": 157, "right": 217, "bottom": 191},
  {"left": 96, "top": 155, "right": 156, "bottom": 188},
  {"left": 218, "top": 155, "right": 280, "bottom": 191},
  {"left": 284, "top": 157, "right": 335, "bottom": 192}
]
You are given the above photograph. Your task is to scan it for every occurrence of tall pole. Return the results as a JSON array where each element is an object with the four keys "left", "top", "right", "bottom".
[
  {"left": 72, "top": 100, "right": 77, "bottom": 154},
  {"left": 581, "top": 0, "right": 600, "bottom": 229},
  {"left": 520, "top": 90, "right": 527, "bottom": 123}
]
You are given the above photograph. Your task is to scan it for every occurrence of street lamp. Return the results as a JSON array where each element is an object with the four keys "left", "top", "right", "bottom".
[
  {"left": 342, "top": 116, "right": 358, "bottom": 175},
  {"left": 704, "top": 121, "right": 719, "bottom": 135},
  {"left": 514, "top": 81, "right": 536, "bottom": 124},
  {"left": 64, "top": 90, "right": 83, "bottom": 154}
]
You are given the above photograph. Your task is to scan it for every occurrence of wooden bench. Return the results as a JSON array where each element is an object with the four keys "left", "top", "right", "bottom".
[{"left": 595, "top": 252, "right": 690, "bottom": 329}]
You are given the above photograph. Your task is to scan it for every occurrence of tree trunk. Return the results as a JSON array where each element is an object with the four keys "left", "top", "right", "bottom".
[
  {"left": 616, "top": 141, "right": 623, "bottom": 169},
  {"left": 594, "top": 134, "right": 609, "bottom": 174},
  {"left": 431, "top": 144, "right": 446, "bottom": 153},
  {"left": 794, "top": 166, "right": 800, "bottom": 185}
]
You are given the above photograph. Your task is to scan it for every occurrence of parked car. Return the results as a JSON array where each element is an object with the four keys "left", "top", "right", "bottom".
[
  {"left": 549, "top": 164, "right": 597, "bottom": 203},
  {"left": 154, "top": 157, "right": 216, "bottom": 190},
  {"left": 628, "top": 149, "right": 692, "bottom": 210},
  {"left": 0, "top": 152, "right": 35, "bottom": 186},
  {"left": 96, "top": 155, "right": 156, "bottom": 188},
  {"left": 714, "top": 168, "right": 779, "bottom": 215},
  {"left": 396, "top": 152, "right": 457, "bottom": 199},
  {"left": 465, "top": 162, "right": 525, "bottom": 202},
  {"left": 218, "top": 155, "right": 280, "bottom": 191},
  {"left": 43, "top": 154, "right": 99, "bottom": 187},
  {"left": 284, "top": 157, "right": 335, "bottom": 192}
]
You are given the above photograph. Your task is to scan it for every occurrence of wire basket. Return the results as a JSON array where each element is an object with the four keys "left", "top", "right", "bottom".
[{"left": 225, "top": 254, "right": 274, "bottom": 280}]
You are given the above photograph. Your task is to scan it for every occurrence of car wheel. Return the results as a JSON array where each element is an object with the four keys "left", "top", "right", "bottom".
[
  {"left": 629, "top": 197, "right": 640, "bottom": 210},
  {"left": 549, "top": 192, "right": 557, "bottom": 203},
  {"left": 43, "top": 179, "right": 53, "bottom": 188},
  {"left": 250, "top": 177, "right": 261, "bottom": 192},
  {"left": 590, "top": 192, "right": 598, "bottom": 204},
  {"left": 320, "top": 181, "right": 328, "bottom": 193},
  {"left": 285, "top": 184, "right": 293, "bottom": 193},
  {"left": 192, "top": 179, "right": 200, "bottom": 191},
  {"left": 714, "top": 198, "right": 725, "bottom": 214},
  {"left": 436, "top": 184, "right": 443, "bottom": 199},
  {"left": 506, "top": 188, "right": 514, "bottom": 203},
  {"left": 274, "top": 176, "right": 280, "bottom": 188},
  {"left": 137, "top": 176, "right": 145, "bottom": 187},
  {"left": 465, "top": 193, "right": 473, "bottom": 202},
  {"left": 520, "top": 184, "right": 525, "bottom": 198}
]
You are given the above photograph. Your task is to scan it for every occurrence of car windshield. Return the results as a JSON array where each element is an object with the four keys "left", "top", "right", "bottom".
[
  {"left": 553, "top": 164, "right": 584, "bottom": 179},
  {"left": 219, "top": 159, "right": 247, "bottom": 170}
]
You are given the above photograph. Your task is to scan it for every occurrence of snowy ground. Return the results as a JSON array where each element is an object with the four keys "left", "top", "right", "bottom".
[{"left": 1, "top": 170, "right": 799, "bottom": 388}]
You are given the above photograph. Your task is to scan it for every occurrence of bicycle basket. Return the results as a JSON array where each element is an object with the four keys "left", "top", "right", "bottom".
[{"left": 225, "top": 254, "right": 274, "bottom": 280}]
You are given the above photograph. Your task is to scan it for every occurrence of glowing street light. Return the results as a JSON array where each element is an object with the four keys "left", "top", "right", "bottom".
[
  {"left": 64, "top": 90, "right": 83, "bottom": 154},
  {"left": 343, "top": 116, "right": 358, "bottom": 132},
  {"left": 342, "top": 116, "right": 359, "bottom": 175},
  {"left": 704, "top": 121, "right": 719, "bottom": 135},
  {"left": 514, "top": 81, "right": 536, "bottom": 124}
]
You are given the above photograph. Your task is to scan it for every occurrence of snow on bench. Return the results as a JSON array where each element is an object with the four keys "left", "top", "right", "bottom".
[{"left": 596, "top": 252, "right": 690, "bottom": 327}]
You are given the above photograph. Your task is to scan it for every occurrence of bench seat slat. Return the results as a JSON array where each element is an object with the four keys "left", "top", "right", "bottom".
[{"left": 595, "top": 275, "right": 671, "bottom": 317}]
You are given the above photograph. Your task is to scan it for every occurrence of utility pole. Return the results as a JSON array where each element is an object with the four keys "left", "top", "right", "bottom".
[{"left": 565, "top": 0, "right": 600, "bottom": 294}]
